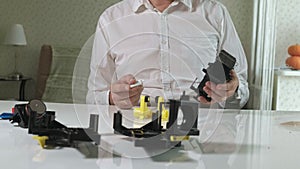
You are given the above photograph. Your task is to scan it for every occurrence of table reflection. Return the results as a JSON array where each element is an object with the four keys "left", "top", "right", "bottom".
[{"left": 3, "top": 101, "right": 300, "bottom": 169}]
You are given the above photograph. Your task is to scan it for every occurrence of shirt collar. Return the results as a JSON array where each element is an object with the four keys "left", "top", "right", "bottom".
[
  {"left": 129, "top": 0, "right": 193, "bottom": 13},
  {"left": 180, "top": 0, "right": 193, "bottom": 11},
  {"left": 130, "top": 0, "right": 144, "bottom": 12}
]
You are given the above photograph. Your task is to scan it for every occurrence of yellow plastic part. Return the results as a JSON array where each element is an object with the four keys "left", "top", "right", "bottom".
[
  {"left": 170, "top": 136, "right": 190, "bottom": 142},
  {"left": 134, "top": 95, "right": 152, "bottom": 119},
  {"left": 33, "top": 135, "right": 49, "bottom": 148},
  {"left": 157, "top": 96, "right": 169, "bottom": 122}
]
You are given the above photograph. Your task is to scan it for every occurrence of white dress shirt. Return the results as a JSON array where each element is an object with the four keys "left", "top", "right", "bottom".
[{"left": 87, "top": 0, "right": 249, "bottom": 108}]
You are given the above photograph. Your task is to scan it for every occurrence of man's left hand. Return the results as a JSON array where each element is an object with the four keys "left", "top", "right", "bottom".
[{"left": 198, "top": 70, "right": 239, "bottom": 104}]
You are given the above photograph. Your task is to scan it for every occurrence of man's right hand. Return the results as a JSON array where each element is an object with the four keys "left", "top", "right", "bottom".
[{"left": 109, "top": 74, "right": 143, "bottom": 109}]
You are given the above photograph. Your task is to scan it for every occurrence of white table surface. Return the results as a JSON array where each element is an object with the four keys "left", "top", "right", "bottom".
[{"left": 1, "top": 100, "right": 300, "bottom": 169}]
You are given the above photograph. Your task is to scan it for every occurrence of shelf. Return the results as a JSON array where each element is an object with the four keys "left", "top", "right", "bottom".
[
  {"left": 274, "top": 69, "right": 300, "bottom": 76},
  {"left": 273, "top": 69, "right": 300, "bottom": 111}
]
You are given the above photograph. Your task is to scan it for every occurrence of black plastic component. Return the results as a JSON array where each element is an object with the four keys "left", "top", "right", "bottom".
[
  {"left": 10, "top": 100, "right": 100, "bottom": 148},
  {"left": 10, "top": 103, "right": 29, "bottom": 128},
  {"left": 191, "top": 50, "right": 236, "bottom": 101},
  {"left": 113, "top": 93, "right": 199, "bottom": 148}
]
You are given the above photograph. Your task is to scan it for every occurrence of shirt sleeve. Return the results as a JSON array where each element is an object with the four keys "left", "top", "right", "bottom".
[
  {"left": 218, "top": 4, "right": 249, "bottom": 108},
  {"left": 86, "top": 17, "right": 116, "bottom": 105}
]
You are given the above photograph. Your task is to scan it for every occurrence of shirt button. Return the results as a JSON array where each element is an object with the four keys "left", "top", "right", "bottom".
[{"left": 162, "top": 40, "right": 167, "bottom": 45}]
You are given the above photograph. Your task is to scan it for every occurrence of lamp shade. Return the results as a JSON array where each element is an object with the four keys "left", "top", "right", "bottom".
[{"left": 3, "top": 24, "right": 27, "bottom": 46}]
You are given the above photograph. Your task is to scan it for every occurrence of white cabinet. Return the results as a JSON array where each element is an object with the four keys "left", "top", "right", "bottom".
[{"left": 273, "top": 69, "right": 300, "bottom": 111}]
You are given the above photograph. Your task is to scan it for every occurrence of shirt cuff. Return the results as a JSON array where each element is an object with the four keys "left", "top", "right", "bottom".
[{"left": 106, "top": 90, "right": 111, "bottom": 105}]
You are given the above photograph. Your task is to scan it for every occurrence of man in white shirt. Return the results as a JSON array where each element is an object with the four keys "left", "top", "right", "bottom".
[{"left": 87, "top": 0, "right": 249, "bottom": 109}]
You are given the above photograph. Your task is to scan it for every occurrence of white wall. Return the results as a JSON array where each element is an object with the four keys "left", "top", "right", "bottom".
[
  {"left": 0, "top": 0, "right": 120, "bottom": 100},
  {"left": 275, "top": 0, "right": 300, "bottom": 67}
]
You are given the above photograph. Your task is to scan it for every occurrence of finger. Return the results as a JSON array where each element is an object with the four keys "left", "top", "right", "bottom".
[
  {"left": 129, "top": 86, "right": 143, "bottom": 98},
  {"left": 203, "top": 86, "right": 226, "bottom": 102},
  {"left": 112, "top": 86, "right": 143, "bottom": 99},
  {"left": 131, "top": 85, "right": 144, "bottom": 93},
  {"left": 230, "top": 70, "right": 238, "bottom": 78},
  {"left": 129, "top": 94, "right": 141, "bottom": 106},
  {"left": 216, "top": 81, "right": 235, "bottom": 91},
  {"left": 111, "top": 83, "right": 130, "bottom": 93},
  {"left": 203, "top": 82, "right": 214, "bottom": 98},
  {"left": 205, "top": 81, "right": 218, "bottom": 92},
  {"left": 197, "top": 96, "right": 216, "bottom": 105},
  {"left": 203, "top": 85, "right": 224, "bottom": 99},
  {"left": 212, "top": 89, "right": 229, "bottom": 99},
  {"left": 202, "top": 78, "right": 237, "bottom": 103},
  {"left": 215, "top": 82, "right": 238, "bottom": 98},
  {"left": 117, "top": 100, "right": 133, "bottom": 109},
  {"left": 119, "top": 74, "right": 136, "bottom": 84},
  {"left": 134, "top": 85, "right": 144, "bottom": 96},
  {"left": 113, "top": 85, "right": 142, "bottom": 95},
  {"left": 115, "top": 88, "right": 143, "bottom": 109},
  {"left": 216, "top": 70, "right": 238, "bottom": 91},
  {"left": 112, "top": 86, "right": 143, "bottom": 102},
  {"left": 207, "top": 85, "right": 228, "bottom": 99},
  {"left": 129, "top": 86, "right": 144, "bottom": 102}
]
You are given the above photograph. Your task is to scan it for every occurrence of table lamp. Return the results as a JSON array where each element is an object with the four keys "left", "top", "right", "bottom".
[{"left": 3, "top": 24, "right": 27, "bottom": 79}]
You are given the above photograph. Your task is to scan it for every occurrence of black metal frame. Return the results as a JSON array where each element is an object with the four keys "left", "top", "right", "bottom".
[
  {"left": 190, "top": 50, "right": 236, "bottom": 101},
  {"left": 113, "top": 94, "right": 199, "bottom": 148},
  {"left": 10, "top": 100, "right": 100, "bottom": 148}
]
